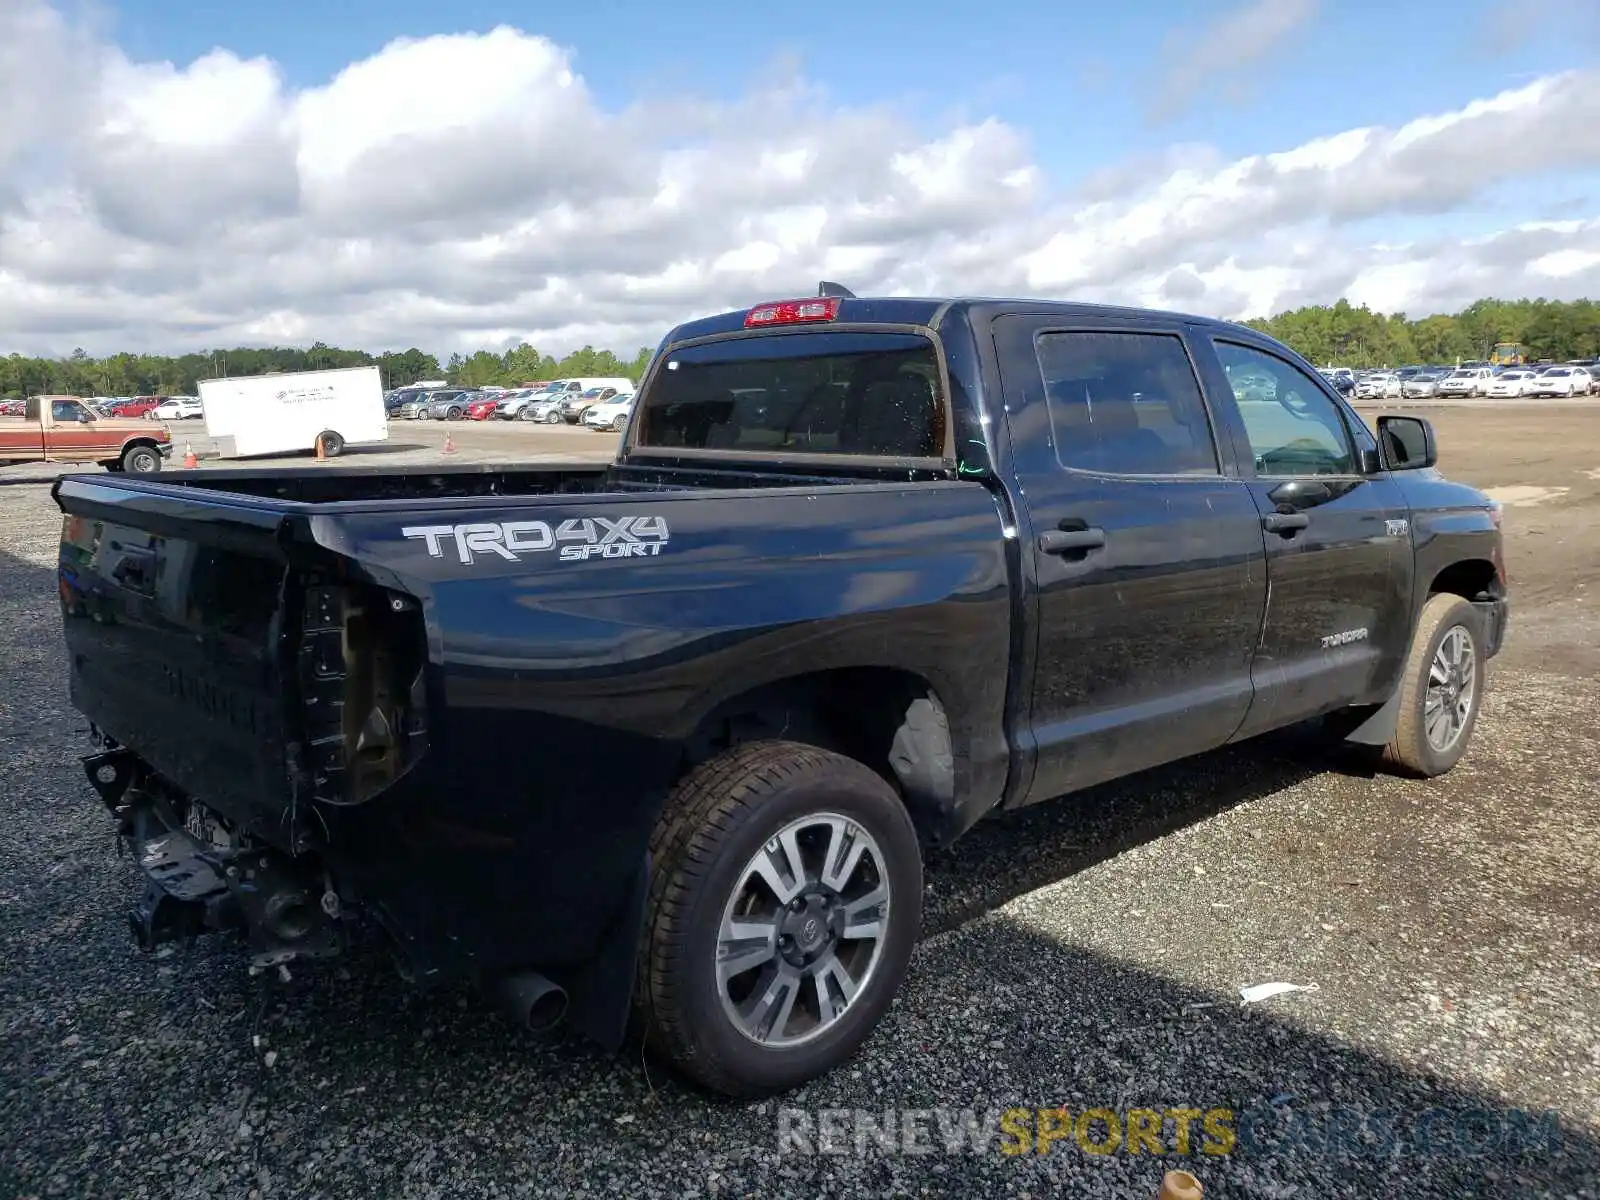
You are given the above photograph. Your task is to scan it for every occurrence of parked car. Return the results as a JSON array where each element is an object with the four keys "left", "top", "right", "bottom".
[
  {"left": 516, "top": 391, "right": 570, "bottom": 423},
  {"left": 1484, "top": 369, "right": 1539, "bottom": 398},
  {"left": 582, "top": 392, "right": 635, "bottom": 432},
  {"left": 53, "top": 289, "right": 1508, "bottom": 1099},
  {"left": 1528, "top": 365, "right": 1593, "bottom": 397},
  {"left": 404, "top": 389, "right": 470, "bottom": 419},
  {"left": 560, "top": 386, "right": 622, "bottom": 423},
  {"left": 498, "top": 388, "right": 564, "bottom": 419},
  {"left": 150, "top": 396, "right": 203, "bottom": 420},
  {"left": 394, "top": 393, "right": 437, "bottom": 419},
  {"left": 425, "top": 390, "right": 477, "bottom": 421},
  {"left": 489, "top": 389, "right": 533, "bottom": 418},
  {"left": 466, "top": 396, "right": 502, "bottom": 421},
  {"left": 1401, "top": 369, "right": 1449, "bottom": 399},
  {"left": 1356, "top": 372, "right": 1401, "bottom": 400},
  {"left": 1317, "top": 367, "right": 1356, "bottom": 396},
  {"left": 1437, "top": 367, "right": 1496, "bottom": 398},
  {"left": 108, "top": 396, "right": 163, "bottom": 418}
]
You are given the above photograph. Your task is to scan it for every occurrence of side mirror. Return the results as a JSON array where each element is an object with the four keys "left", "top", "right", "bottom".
[{"left": 1376, "top": 414, "right": 1437, "bottom": 471}]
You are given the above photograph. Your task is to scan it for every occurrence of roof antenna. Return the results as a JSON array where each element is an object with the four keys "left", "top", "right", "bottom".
[{"left": 818, "top": 281, "right": 855, "bottom": 299}]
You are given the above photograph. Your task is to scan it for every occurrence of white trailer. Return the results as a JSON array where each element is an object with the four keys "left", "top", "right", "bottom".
[{"left": 198, "top": 366, "right": 388, "bottom": 459}]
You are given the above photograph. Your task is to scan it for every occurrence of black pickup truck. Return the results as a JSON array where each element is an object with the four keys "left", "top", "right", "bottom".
[{"left": 52, "top": 290, "right": 1507, "bottom": 1097}]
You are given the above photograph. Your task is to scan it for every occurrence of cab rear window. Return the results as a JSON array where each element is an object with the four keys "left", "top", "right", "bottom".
[{"left": 634, "top": 332, "right": 945, "bottom": 458}]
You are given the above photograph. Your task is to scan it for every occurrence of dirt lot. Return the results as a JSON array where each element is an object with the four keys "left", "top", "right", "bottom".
[{"left": 0, "top": 404, "right": 1596, "bottom": 1199}]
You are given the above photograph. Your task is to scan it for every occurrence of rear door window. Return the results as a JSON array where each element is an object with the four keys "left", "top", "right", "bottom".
[
  {"left": 635, "top": 332, "right": 946, "bottom": 458},
  {"left": 1033, "top": 330, "right": 1219, "bottom": 476}
]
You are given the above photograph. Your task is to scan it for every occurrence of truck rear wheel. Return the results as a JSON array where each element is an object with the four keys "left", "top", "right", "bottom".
[
  {"left": 1383, "top": 592, "right": 1486, "bottom": 777},
  {"left": 635, "top": 740, "right": 922, "bottom": 1097},
  {"left": 120, "top": 444, "right": 161, "bottom": 474},
  {"left": 316, "top": 430, "right": 345, "bottom": 458}
]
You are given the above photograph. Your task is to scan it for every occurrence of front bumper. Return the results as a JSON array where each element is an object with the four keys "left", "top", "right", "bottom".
[{"left": 158, "top": 443, "right": 175, "bottom": 457}]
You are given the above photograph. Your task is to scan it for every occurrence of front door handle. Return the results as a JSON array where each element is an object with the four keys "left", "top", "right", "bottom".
[
  {"left": 1038, "top": 527, "right": 1107, "bottom": 555},
  {"left": 1262, "top": 512, "right": 1310, "bottom": 536}
]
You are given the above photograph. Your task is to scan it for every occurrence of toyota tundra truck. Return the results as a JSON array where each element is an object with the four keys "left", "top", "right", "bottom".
[{"left": 51, "top": 289, "right": 1508, "bottom": 1097}]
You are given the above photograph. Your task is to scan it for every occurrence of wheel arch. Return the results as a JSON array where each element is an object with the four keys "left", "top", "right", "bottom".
[
  {"left": 679, "top": 666, "right": 956, "bottom": 844},
  {"left": 1427, "top": 557, "right": 1502, "bottom": 604}
]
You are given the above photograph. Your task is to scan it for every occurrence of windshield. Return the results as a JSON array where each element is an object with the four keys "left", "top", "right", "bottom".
[{"left": 635, "top": 331, "right": 944, "bottom": 458}]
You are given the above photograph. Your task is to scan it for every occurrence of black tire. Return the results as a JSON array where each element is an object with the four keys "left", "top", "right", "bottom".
[
  {"left": 611, "top": 415, "right": 626, "bottom": 431},
  {"left": 316, "top": 431, "right": 345, "bottom": 458},
  {"left": 635, "top": 740, "right": 922, "bottom": 1098},
  {"left": 1382, "top": 593, "right": 1486, "bottom": 777},
  {"left": 120, "top": 444, "right": 161, "bottom": 474},
  {"left": 546, "top": 409, "right": 563, "bottom": 424},
  {"left": 446, "top": 407, "right": 463, "bottom": 420},
  {"left": 417, "top": 407, "right": 431, "bottom": 420}
]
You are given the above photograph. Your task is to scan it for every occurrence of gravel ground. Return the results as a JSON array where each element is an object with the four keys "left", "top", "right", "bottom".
[{"left": 2, "top": 412, "right": 1598, "bottom": 1198}]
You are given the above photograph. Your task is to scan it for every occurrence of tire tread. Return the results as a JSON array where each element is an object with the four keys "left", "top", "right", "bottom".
[
  {"left": 1382, "top": 591, "right": 1482, "bottom": 776},
  {"left": 636, "top": 740, "right": 911, "bottom": 1097}
]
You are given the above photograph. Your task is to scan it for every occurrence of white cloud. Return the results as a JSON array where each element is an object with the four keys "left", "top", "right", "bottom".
[
  {"left": 0, "top": 0, "right": 1597, "bottom": 361},
  {"left": 1147, "top": 0, "right": 1322, "bottom": 122}
]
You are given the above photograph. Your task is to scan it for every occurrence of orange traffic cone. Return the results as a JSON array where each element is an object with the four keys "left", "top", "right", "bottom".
[
  {"left": 442, "top": 431, "right": 457, "bottom": 455},
  {"left": 1158, "top": 1170, "right": 1203, "bottom": 1200},
  {"left": 315, "top": 433, "right": 326, "bottom": 461},
  {"left": 182, "top": 442, "right": 197, "bottom": 469}
]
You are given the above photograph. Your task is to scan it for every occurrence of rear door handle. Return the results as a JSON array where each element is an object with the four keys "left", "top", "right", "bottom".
[
  {"left": 1262, "top": 512, "right": 1310, "bottom": 535},
  {"left": 1038, "top": 527, "right": 1107, "bottom": 555}
]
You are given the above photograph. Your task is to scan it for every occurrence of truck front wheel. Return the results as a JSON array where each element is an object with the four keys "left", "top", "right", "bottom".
[
  {"left": 120, "top": 444, "right": 162, "bottom": 473},
  {"left": 1383, "top": 592, "right": 1486, "bottom": 777},
  {"left": 635, "top": 740, "right": 922, "bottom": 1097}
]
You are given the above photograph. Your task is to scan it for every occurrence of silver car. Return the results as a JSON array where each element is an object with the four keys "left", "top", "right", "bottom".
[
  {"left": 517, "top": 392, "right": 569, "bottom": 423},
  {"left": 560, "top": 387, "right": 619, "bottom": 423}
]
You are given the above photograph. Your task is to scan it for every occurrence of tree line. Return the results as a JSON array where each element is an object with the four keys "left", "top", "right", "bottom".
[
  {"left": 0, "top": 340, "right": 654, "bottom": 399},
  {"left": 1244, "top": 297, "right": 1598, "bottom": 367},
  {"left": 3, "top": 296, "right": 1596, "bottom": 400}
]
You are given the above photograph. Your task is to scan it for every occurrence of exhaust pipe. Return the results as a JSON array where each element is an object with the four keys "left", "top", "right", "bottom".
[{"left": 494, "top": 970, "right": 568, "bottom": 1032}]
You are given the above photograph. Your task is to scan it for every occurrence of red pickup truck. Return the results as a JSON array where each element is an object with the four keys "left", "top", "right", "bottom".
[{"left": 0, "top": 394, "right": 172, "bottom": 473}]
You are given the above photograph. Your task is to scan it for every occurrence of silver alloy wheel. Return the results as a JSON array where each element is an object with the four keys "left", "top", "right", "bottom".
[
  {"left": 1424, "top": 625, "right": 1477, "bottom": 752},
  {"left": 715, "top": 812, "right": 890, "bottom": 1048}
]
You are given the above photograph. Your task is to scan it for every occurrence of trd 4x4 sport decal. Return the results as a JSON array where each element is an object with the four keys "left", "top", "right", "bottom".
[{"left": 401, "top": 516, "right": 670, "bottom": 564}]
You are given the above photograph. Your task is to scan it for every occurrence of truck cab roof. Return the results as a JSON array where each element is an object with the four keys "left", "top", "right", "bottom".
[{"left": 661, "top": 294, "right": 1254, "bottom": 347}]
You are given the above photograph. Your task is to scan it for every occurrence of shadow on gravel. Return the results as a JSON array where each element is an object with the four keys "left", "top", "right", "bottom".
[
  {"left": 921, "top": 726, "right": 1378, "bottom": 936},
  {"left": 3, "top": 539, "right": 1594, "bottom": 1198}
]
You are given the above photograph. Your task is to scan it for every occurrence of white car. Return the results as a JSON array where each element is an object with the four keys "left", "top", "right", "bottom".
[
  {"left": 1528, "top": 365, "right": 1593, "bottom": 397},
  {"left": 1484, "top": 369, "right": 1539, "bottom": 398},
  {"left": 1356, "top": 372, "right": 1401, "bottom": 399},
  {"left": 149, "top": 396, "right": 203, "bottom": 420},
  {"left": 1436, "top": 367, "right": 1495, "bottom": 397},
  {"left": 582, "top": 392, "right": 636, "bottom": 432}
]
